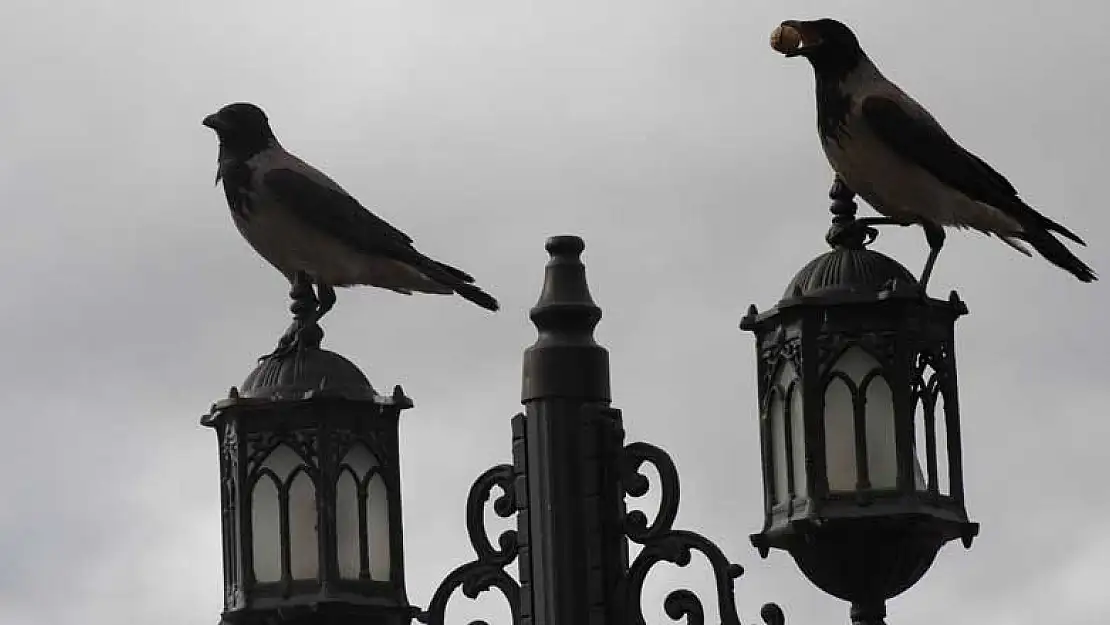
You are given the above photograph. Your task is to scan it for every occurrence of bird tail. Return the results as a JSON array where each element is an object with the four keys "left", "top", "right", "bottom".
[
  {"left": 431, "top": 260, "right": 476, "bottom": 283},
  {"left": 1036, "top": 213, "right": 1087, "bottom": 246},
  {"left": 1018, "top": 228, "right": 1097, "bottom": 282},
  {"left": 454, "top": 282, "right": 500, "bottom": 311},
  {"left": 412, "top": 256, "right": 500, "bottom": 311}
]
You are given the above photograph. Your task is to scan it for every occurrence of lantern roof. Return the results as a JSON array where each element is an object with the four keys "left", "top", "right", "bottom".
[
  {"left": 782, "top": 246, "right": 918, "bottom": 300},
  {"left": 203, "top": 279, "right": 413, "bottom": 418},
  {"left": 239, "top": 346, "right": 378, "bottom": 400}
]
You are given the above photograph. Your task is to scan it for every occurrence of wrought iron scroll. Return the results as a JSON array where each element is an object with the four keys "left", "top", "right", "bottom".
[
  {"left": 620, "top": 441, "right": 785, "bottom": 625},
  {"left": 417, "top": 464, "right": 520, "bottom": 625}
]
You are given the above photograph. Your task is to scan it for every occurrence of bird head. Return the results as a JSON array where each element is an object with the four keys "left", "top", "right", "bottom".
[
  {"left": 773, "top": 19, "right": 865, "bottom": 76},
  {"left": 202, "top": 102, "right": 277, "bottom": 158}
]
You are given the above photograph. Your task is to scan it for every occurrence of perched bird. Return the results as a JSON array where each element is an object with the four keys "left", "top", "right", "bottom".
[
  {"left": 772, "top": 18, "right": 1096, "bottom": 287},
  {"left": 202, "top": 102, "right": 498, "bottom": 355}
]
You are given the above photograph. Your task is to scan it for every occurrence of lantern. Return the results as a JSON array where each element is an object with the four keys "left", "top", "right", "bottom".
[
  {"left": 740, "top": 196, "right": 978, "bottom": 624},
  {"left": 202, "top": 293, "right": 413, "bottom": 625}
]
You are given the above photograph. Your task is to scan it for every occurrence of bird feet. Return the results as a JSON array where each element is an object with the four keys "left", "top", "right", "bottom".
[
  {"left": 826, "top": 217, "right": 900, "bottom": 248},
  {"left": 259, "top": 271, "right": 328, "bottom": 361},
  {"left": 260, "top": 321, "right": 305, "bottom": 361},
  {"left": 259, "top": 317, "right": 324, "bottom": 361}
]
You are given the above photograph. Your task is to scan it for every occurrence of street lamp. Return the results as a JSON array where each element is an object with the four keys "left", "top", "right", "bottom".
[
  {"left": 201, "top": 235, "right": 785, "bottom": 625},
  {"left": 199, "top": 217, "right": 986, "bottom": 625},
  {"left": 739, "top": 184, "right": 979, "bottom": 625},
  {"left": 202, "top": 278, "right": 413, "bottom": 625}
]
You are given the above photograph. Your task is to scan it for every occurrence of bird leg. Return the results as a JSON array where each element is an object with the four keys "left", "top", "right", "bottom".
[
  {"left": 261, "top": 271, "right": 320, "bottom": 360},
  {"left": 828, "top": 216, "right": 908, "bottom": 248},
  {"left": 918, "top": 223, "right": 946, "bottom": 294},
  {"left": 315, "top": 281, "right": 337, "bottom": 320}
]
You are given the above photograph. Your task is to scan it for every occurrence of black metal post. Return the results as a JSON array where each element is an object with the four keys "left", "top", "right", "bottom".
[
  {"left": 517, "top": 235, "right": 629, "bottom": 625},
  {"left": 419, "top": 234, "right": 783, "bottom": 625}
]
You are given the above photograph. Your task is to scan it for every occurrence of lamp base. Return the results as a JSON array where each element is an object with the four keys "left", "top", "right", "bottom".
[{"left": 753, "top": 513, "right": 977, "bottom": 607}]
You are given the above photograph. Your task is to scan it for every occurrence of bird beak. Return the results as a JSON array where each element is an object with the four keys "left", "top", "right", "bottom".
[
  {"left": 202, "top": 113, "right": 225, "bottom": 131},
  {"left": 779, "top": 20, "right": 823, "bottom": 57}
]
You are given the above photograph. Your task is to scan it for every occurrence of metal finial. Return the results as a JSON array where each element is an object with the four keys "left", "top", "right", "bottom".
[
  {"left": 529, "top": 235, "right": 602, "bottom": 340},
  {"left": 522, "top": 235, "right": 609, "bottom": 402},
  {"left": 825, "top": 179, "right": 876, "bottom": 250},
  {"left": 545, "top": 234, "right": 586, "bottom": 257},
  {"left": 740, "top": 304, "right": 760, "bottom": 331},
  {"left": 829, "top": 178, "right": 858, "bottom": 220},
  {"left": 260, "top": 272, "right": 325, "bottom": 361},
  {"left": 288, "top": 275, "right": 324, "bottom": 350}
]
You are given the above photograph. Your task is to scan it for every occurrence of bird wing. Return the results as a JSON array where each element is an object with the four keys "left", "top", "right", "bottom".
[
  {"left": 263, "top": 167, "right": 478, "bottom": 283},
  {"left": 861, "top": 96, "right": 1020, "bottom": 206},
  {"left": 861, "top": 95, "right": 1086, "bottom": 245}
]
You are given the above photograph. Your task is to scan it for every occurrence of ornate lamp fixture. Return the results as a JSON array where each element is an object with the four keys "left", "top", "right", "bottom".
[
  {"left": 202, "top": 236, "right": 785, "bottom": 625},
  {"left": 202, "top": 278, "right": 413, "bottom": 625},
  {"left": 739, "top": 184, "right": 979, "bottom": 625},
  {"left": 201, "top": 227, "right": 984, "bottom": 625}
]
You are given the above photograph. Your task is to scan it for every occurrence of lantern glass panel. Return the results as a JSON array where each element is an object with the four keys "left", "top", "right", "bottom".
[
  {"left": 336, "top": 445, "right": 381, "bottom": 580},
  {"left": 368, "top": 473, "right": 391, "bottom": 580},
  {"left": 824, "top": 348, "right": 898, "bottom": 491},
  {"left": 913, "top": 402, "right": 929, "bottom": 491},
  {"left": 250, "top": 445, "right": 319, "bottom": 582},
  {"left": 935, "top": 393, "right": 951, "bottom": 495},
  {"left": 789, "top": 378, "right": 807, "bottom": 498},
  {"left": 824, "top": 376, "right": 856, "bottom": 491},
  {"left": 768, "top": 389, "right": 788, "bottom": 504},
  {"left": 766, "top": 362, "right": 802, "bottom": 504},
  {"left": 252, "top": 475, "right": 281, "bottom": 582},
  {"left": 912, "top": 387, "right": 950, "bottom": 494},
  {"left": 863, "top": 376, "right": 897, "bottom": 489},
  {"left": 337, "top": 469, "right": 359, "bottom": 578},
  {"left": 288, "top": 470, "right": 318, "bottom": 579}
]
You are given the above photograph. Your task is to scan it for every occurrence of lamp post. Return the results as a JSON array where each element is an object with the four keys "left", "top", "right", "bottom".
[
  {"left": 202, "top": 236, "right": 784, "bottom": 625},
  {"left": 739, "top": 184, "right": 979, "bottom": 625}
]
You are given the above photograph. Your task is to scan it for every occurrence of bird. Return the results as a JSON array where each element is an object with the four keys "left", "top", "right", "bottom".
[
  {"left": 773, "top": 18, "right": 1096, "bottom": 289},
  {"left": 202, "top": 102, "right": 498, "bottom": 357}
]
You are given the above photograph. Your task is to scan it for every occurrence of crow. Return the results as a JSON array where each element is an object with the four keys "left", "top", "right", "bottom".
[
  {"left": 202, "top": 102, "right": 498, "bottom": 356},
  {"left": 773, "top": 18, "right": 1095, "bottom": 288}
]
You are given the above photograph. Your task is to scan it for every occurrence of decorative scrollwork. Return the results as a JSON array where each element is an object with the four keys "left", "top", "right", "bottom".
[
  {"left": 757, "top": 339, "right": 802, "bottom": 401},
  {"left": 329, "top": 428, "right": 390, "bottom": 471},
  {"left": 620, "top": 442, "right": 785, "bottom": 625},
  {"left": 465, "top": 464, "right": 519, "bottom": 566},
  {"left": 417, "top": 464, "right": 520, "bottom": 625},
  {"left": 814, "top": 332, "right": 897, "bottom": 377},
  {"left": 244, "top": 429, "right": 318, "bottom": 474},
  {"left": 621, "top": 442, "right": 679, "bottom": 542},
  {"left": 760, "top": 602, "right": 786, "bottom": 625}
]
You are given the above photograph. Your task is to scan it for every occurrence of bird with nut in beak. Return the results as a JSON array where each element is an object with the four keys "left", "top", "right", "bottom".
[
  {"left": 202, "top": 102, "right": 499, "bottom": 359},
  {"left": 770, "top": 18, "right": 1095, "bottom": 289}
]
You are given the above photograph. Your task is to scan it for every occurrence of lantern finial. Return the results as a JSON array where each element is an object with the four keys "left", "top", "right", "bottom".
[{"left": 825, "top": 178, "right": 877, "bottom": 250}]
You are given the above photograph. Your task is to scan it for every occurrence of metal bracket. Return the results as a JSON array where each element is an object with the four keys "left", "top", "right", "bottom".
[
  {"left": 416, "top": 464, "right": 521, "bottom": 625},
  {"left": 619, "top": 441, "right": 786, "bottom": 625}
]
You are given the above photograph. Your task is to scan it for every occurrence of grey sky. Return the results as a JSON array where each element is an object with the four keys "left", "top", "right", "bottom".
[{"left": 0, "top": 1, "right": 1107, "bottom": 624}]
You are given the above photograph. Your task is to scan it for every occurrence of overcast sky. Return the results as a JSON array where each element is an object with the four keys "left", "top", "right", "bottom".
[{"left": 1, "top": 1, "right": 1107, "bottom": 624}]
